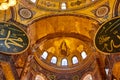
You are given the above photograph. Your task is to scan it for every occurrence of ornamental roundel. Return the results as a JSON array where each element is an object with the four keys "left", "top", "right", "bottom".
[
  {"left": 95, "top": 5, "right": 109, "bottom": 17},
  {"left": 18, "top": 8, "right": 33, "bottom": 19}
]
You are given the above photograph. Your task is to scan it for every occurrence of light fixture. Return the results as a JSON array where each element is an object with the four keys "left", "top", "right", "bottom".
[{"left": 0, "top": 0, "right": 16, "bottom": 10}]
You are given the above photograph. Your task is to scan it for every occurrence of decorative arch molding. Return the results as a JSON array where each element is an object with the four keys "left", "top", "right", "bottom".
[{"left": 27, "top": 13, "right": 100, "bottom": 26}]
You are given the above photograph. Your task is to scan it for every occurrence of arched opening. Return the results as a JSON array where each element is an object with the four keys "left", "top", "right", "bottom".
[
  {"left": 83, "top": 74, "right": 93, "bottom": 80},
  {"left": 41, "top": 51, "right": 48, "bottom": 59},
  {"left": 72, "top": 56, "right": 78, "bottom": 64},
  {"left": 51, "top": 56, "right": 57, "bottom": 64},
  {"left": 61, "top": 2, "right": 67, "bottom": 10},
  {"left": 61, "top": 58, "right": 68, "bottom": 66},
  {"left": 81, "top": 51, "right": 87, "bottom": 59}
]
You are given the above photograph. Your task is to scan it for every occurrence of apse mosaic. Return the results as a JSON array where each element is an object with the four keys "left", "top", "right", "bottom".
[
  {"left": 33, "top": 32, "right": 93, "bottom": 74},
  {"left": 95, "top": 17, "right": 120, "bottom": 53},
  {"left": 0, "top": 22, "right": 29, "bottom": 54}
]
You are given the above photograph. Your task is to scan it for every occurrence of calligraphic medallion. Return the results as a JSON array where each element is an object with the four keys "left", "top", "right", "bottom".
[
  {"left": 0, "top": 22, "right": 29, "bottom": 54},
  {"left": 94, "top": 17, "right": 120, "bottom": 53}
]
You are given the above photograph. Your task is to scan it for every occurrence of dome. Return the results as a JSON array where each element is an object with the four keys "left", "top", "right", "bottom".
[{"left": 27, "top": 0, "right": 99, "bottom": 11}]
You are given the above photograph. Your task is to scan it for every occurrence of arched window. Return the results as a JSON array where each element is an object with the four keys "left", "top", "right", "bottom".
[
  {"left": 30, "top": 0, "right": 36, "bottom": 3},
  {"left": 61, "top": 2, "right": 67, "bottom": 10},
  {"left": 35, "top": 75, "right": 45, "bottom": 80},
  {"left": 51, "top": 56, "right": 57, "bottom": 64},
  {"left": 81, "top": 51, "right": 87, "bottom": 59},
  {"left": 83, "top": 74, "right": 93, "bottom": 80},
  {"left": 72, "top": 56, "right": 78, "bottom": 64},
  {"left": 61, "top": 58, "right": 68, "bottom": 66},
  {"left": 105, "top": 68, "right": 109, "bottom": 75},
  {"left": 41, "top": 51, "right": 48, "bottom": 59}
]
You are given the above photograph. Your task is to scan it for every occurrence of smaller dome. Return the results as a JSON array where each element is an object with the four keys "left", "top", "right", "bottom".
[{"left": 33, "top": 32, "right": 94, "bottom": 73}]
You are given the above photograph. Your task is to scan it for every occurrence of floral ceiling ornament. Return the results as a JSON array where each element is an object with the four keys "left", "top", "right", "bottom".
[{"left": 0, "top": 0, "right": 16, "bottom": 10}]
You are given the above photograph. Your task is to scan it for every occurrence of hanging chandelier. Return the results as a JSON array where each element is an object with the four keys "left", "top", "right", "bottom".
[{"left": 0, "top": 0, "right": 16, "bottom": 10}]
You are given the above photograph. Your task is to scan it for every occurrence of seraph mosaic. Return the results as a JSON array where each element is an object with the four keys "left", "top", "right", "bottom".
[
  {"left": 95, "top": 17, "right": 120, "bottom": 53},
  {"left": 0, "top": 22, "right": 29, "bottom": 54}
]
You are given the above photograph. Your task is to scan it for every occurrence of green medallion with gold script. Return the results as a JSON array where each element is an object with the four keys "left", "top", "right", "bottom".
[
  {"left": 95, "top": 17, "right": 120, "bottom": 53},
  {"left": 0, "top": 22, "right": 29, "bottom": 54}
]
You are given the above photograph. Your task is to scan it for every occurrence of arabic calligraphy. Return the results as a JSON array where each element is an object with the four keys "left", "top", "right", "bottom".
[
  {"left": 0, "top": 22, "right": 29, "bottom": 54},
  {"left": 0, "top": 30, "right": 23, "bottom": 48},
  {"left": 95, "top": 17, "right": 120, "bottom": 53}
]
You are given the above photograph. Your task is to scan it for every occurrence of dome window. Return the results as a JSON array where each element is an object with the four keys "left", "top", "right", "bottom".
[
  {"left": 51, "top": 56, "right": 57, "bottom": 64},
  {"left": 30, "top": 0, "right": 36, "bottom": 3},
  {"left": 81, "top": 51, "right": 87, "bottom": 59},
  {"left": 61, "top": 2, "right": 67, "bottom": 10},
  {"left": 61, "top": 58, "right": 68, "bottom": 66},
  {"left": 72, "top": 56, "right": 78, "bottom": 64},
  {"left": 41, "top": 51, "right": 48, "bottom": 59}
]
